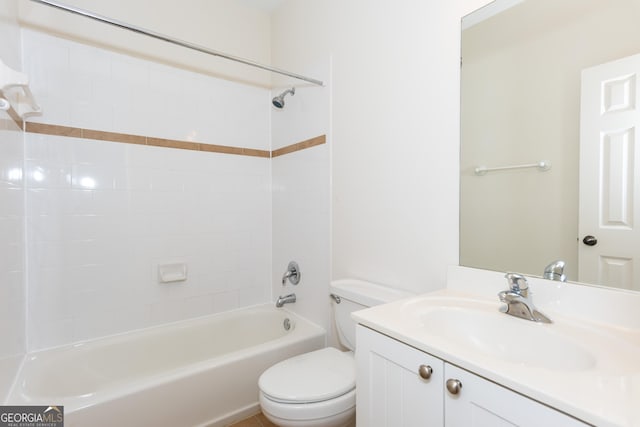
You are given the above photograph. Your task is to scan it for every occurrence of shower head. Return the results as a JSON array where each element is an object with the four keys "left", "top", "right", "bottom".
[{"left": 272, "top": 87, "right": 295, "bottom": 109}]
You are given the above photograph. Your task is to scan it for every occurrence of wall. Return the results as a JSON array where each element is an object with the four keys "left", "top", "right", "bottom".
[
  {"left": 267, "top": 0, "right": 493, "bottom": 346},
  {"left": 273, "top": 0, "right": 490, "bottom": 297},
  {"left": 22, "top": 29, "right": 272, "bottom": 350},
  {"left": 269, "top": 23, "right": 331, "bottom": 339},
  {"left": 0, "top": 0, "right": 25, "bottom": 398},
  {"left": 4, "top": 0, "right": 496, "bottom": 355},
  {"left": 18, "top": 0, "right": 274, "bottom": 87},
  {"left": 460, "top": 0, "right": 640, "bottom": 280}
]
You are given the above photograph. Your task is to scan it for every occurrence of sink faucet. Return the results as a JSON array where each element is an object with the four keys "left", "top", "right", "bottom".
[
  {"left": 276, "top": 293, "right": 296, "bottom": 308},
  {"left": 498, "top": 273, "right": 551, "bottom": 323},
  {"left": 543, "top": 260, "right": 566, "bottom": 282}
]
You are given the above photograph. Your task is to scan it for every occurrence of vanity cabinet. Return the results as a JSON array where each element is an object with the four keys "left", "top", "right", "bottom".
[
  {"left": 356, "top": 326, "right": 588, "bottom": 427},
  {"left": 355, "top": 324, "right": 444, "bottom": 426}
]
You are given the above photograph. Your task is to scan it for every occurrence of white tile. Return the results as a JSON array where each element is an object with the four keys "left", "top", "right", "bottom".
[
  {"left": 91, "top": 190, "right": 129, "bottom": 215},
  {"left": 68, "top": 138, "right": 122, "bottom": 165},
  {"left": 211, "top": 290, "right": 240, "bottom": 314},
  {"left": 0, "top": 271, "right": 24, "bottom": 302},
  {"left": 238, "top": 285, "right": 268, "bottom": 306},
  {"left": 0, "top": 217, "right": 23, "bottom": 244},
  {"left": 0, "top": 243, "right": 22, "bottom": 272},
  {"left": 26, "top": 189, "right": 94, "bottom": 216},
  {"left": 16, "top": 30, "right": 287, "bottom": 350},
  {"left": 28, "top": 317, "right": 73, "bottom": 352},
  {"left": 24, "top": 161, "right": 72, "bottom": 190},
  {"left": 25, "top": 134, "right": 74, "bottom": 162},
  {"left": 72, "top": 304, "right": 149, "bottom": 343},
  {"left": 0, "top": 187, "right": 24, "bottom": 217}
]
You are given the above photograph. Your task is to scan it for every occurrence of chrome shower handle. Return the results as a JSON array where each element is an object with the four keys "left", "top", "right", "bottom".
[{"left": 282, "top": 261, "right": 301, "bottom": 285}]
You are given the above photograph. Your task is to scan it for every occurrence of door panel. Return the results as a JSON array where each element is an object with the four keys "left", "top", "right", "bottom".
[{"left": 579, "top": 53, "right": 640, "bottom": 290}]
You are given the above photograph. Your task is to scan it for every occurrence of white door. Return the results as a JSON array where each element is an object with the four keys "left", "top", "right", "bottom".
[{"left": 579, "top": 53, "right": 640, "bottom": 291}]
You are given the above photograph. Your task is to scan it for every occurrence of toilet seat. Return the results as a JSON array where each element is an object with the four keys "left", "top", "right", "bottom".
[
  {"left": 259, "top": 347, "right": 355, "bottom": 404},
  {"left": 259, "top": 388, "right": 355, "bottom": 424}
]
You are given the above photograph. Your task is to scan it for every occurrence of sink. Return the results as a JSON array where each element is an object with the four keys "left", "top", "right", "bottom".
[{"left": 402, "top": 297, "right": 597, "bottom": 372}]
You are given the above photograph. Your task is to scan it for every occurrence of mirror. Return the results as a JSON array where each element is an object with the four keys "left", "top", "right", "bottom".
[{"left": 460, "top": 0, "right": 640, "bottom": 291}]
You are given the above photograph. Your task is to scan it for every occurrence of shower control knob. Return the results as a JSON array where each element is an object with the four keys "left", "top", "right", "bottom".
[
  {"left": 418, "top": 364, "right": 433, "bottom": 380},
  {"left": 582, "top": 235, "right": 598, "bottom": 246},
  {"left": 446, "top": 378, "right": 462, "bottom": 395}
]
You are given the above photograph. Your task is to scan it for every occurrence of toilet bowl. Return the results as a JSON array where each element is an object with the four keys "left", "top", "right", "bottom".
[
  {"left": 259, "top": 348, "right": 355, "bottom": 427},
  {"left": 259, "top": 279, "right": 413, "bottom": 427}
]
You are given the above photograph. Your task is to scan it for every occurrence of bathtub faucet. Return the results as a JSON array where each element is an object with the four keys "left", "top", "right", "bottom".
[
  {"left": 282, "top": 261, "right": 301, "bottom": 286},
  {"left": 276, "top": 293, "right": 296, "bottom": 308}
]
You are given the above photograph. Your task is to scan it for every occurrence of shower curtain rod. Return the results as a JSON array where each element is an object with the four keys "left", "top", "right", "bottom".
[{"left": 30, "top": 0, "right": 325, "bottom": 87}]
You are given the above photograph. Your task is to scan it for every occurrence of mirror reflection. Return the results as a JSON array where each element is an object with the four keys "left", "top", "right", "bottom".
[{"left": 460, "top": 0, "right": 640, "bottom": 291}]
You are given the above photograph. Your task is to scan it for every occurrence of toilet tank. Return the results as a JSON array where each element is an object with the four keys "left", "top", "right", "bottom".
[{"left": 330, "top": 279, "right": 414, "bottom": 351}]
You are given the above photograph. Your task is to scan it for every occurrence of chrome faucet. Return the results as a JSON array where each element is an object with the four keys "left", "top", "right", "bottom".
[
  {"left": 281, "top": 261, "right": 301, "bottom": 285},
  {"left": 543, "top": 260, "right": 566, "bottom": 282},
  {"left": 276, "top": 293, "right": 296, "bottom": 308},
  {"left": 498, "top": 273, "right": 551, "bottom": 323}
]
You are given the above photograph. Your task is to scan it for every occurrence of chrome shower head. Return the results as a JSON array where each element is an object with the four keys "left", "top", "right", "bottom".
[{"left": 272, "top": 87, "right": 295, "bottom": 109}]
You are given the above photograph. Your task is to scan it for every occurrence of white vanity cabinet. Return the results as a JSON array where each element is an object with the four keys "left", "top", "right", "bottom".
[
  {"left": 355, "top": 325, "right": 444, "bottom": 426},
  {"left": 356, "top": 326, "right": 589, "bottom": 427},
  {"left": 443, "top": 363, "right": 588, "bottom": 427}
]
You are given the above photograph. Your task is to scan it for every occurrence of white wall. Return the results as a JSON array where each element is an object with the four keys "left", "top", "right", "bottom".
[
  {"left": 3, "top": 0, "right": 496, "bottom": 355},
  {"left": 329, "top": 0, "right": 462, "bottom": 294},
  {"left": 18, "top": 0, "right": 274, "bottom": 87},
  {"left": 270, "top": 86, "right": 331, "bottom": 342},
  {"left": 22, "top": 30, "right": 272, "bottom": 350},
  {"left": 267, "top": 0, "right": 493, "bottom": 347},
  {"left": 0, "top": 0, "right": 25, "bottom": 398},
  {"left": 273, "top": 0, "right": 490, "bottom": 296}
]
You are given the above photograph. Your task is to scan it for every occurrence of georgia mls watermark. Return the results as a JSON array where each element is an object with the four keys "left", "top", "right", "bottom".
[{"left": 0, "top": 406, "right": 63, "bottom": 427}]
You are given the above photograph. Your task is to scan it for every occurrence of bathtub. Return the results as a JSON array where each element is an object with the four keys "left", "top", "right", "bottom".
[{"left": 6, "top": 305, "right": 325, "bottom": 427}]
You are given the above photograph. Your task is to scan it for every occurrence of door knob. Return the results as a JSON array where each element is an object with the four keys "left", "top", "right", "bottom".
[
  {"left": 446, "top": 378, "right": 462, "bottom": 395},
  {"left": 418, "top": 364, "right": 433, "bottom": 380},
  {"left": 582, "top": 235, "right": 598, "bottom": 246}
]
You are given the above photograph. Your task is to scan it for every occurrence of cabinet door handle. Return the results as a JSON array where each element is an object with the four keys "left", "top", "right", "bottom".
[
  {"left": 418, "top": 364, "right": 433, "bottom": 380},
  {"left": 446, "top": 378, "right": 462, "bottom": 395}
]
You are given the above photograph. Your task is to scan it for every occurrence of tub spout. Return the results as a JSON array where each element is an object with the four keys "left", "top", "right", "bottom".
[{"left": 276, "top": 293, "right": 296, "bottom": 308}]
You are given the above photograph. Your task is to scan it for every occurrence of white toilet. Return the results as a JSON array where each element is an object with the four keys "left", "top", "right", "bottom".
[{"left": 258, "top": 279, "right": 413, "bottom": 427}]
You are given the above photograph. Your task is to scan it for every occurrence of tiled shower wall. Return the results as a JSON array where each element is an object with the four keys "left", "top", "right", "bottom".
[
  {"left": 22, "top": 29, "right": 273, "bottom": 351},
  {"left": 0, "top": 119, "right": 24, "bottom": 359},
  {"left": 0, "top": 0, "right": 25, "bottom": 397}
]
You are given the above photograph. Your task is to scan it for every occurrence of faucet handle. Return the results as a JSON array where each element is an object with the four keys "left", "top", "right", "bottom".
[
  {"left": 282, "top": 261, "right": 301, "bottom": 286},
  {"left": 504, "top": 272, "right": 528, "bottom": 293}
]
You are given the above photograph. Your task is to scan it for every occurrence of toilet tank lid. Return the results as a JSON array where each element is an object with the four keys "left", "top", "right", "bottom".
[{"left": 330, "top": 279, "right": 414, "bottom": 307}]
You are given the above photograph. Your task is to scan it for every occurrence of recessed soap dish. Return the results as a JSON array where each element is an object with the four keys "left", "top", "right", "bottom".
[{"left": 158, "top": 263, "right": 187, "bottom": 283}]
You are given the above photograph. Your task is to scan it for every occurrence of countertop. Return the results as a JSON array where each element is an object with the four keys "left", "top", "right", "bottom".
[{"left": 352, "top": 267, "right": 640, "bottom": 427}]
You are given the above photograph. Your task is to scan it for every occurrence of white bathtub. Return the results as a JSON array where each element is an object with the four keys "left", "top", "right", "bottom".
[{"left": 6, "top": 305, "right": 325, "bottom": 427}]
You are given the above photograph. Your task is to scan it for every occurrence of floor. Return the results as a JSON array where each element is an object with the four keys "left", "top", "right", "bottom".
[{"left": 227, "top": 412, "right": 278, "bottom": 427}]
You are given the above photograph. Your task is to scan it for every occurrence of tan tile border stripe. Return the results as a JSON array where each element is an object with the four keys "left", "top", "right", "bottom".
[
  {"left": 23, "top": 122, "right": 326, "bottom": 158},
  {"left": 25, "top": 122, "right": 272, "bottom": 158},
  {"left": 271, "top": 135, "right": 327, "bottom": 158},
  {"left": 0, "top": 118, "right": 19, "bottom": 130},
  {"left": 6, "top": 105, "right": 24, "bottom": 130}
]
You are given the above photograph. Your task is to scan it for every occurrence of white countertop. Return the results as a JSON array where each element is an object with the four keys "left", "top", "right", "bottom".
[{"left": 352, "top": 267, "right": 640, "bottom": 427}]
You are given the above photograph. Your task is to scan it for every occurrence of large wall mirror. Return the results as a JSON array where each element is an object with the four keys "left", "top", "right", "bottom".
[{"left": 460, "top": 0, "right": 640, "bottom": 291}]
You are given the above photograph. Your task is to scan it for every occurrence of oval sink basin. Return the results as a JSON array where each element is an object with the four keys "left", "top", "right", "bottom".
[{"left": 403, "top": 298, "right": 597, "bottom": 372}]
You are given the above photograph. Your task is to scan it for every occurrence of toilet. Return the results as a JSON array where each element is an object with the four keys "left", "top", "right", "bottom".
[{"left": 258, "top": 279, "right": 413, "bottom": 427}]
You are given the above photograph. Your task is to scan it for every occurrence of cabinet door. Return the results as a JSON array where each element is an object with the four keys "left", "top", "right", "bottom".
[
  {"left": 356, "top": 326, "right": 444, "bottom": 427},
  {"left": 444, "top": 364, "right": 588, "bottom": 427}
]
